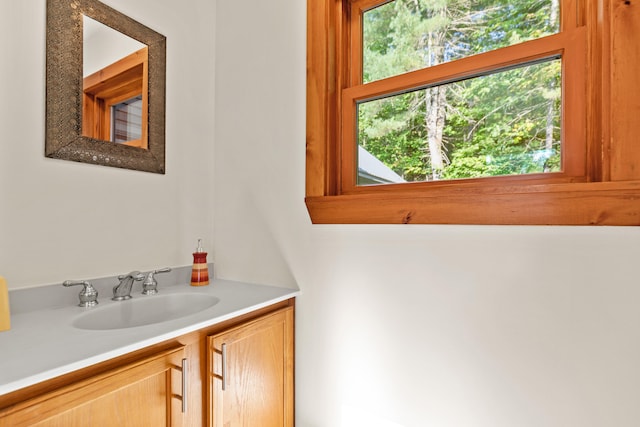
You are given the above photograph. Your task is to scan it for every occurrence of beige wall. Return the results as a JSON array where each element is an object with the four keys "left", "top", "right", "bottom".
[{"left": 0, "top": 0, "right": 216, "bottom": 287}]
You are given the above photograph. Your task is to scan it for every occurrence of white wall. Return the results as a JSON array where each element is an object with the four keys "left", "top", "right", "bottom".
[
  {"left": 213, "top": 1, "right": 640, "bottom": 426},
  {"left": 3, "top": 0, "right": 640, "bottom": 425},
  {"left": 83, "top": 15, "right": 146, "bottom": 76},
  {"left": 0, "top": 0, "right": 216, "bottom": 287}
]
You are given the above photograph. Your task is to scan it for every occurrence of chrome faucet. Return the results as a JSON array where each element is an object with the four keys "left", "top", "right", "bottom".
[{"left": 112, "top": 271, "right": 144, "bottom": 301}]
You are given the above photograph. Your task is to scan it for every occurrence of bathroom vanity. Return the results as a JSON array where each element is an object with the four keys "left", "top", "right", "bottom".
[{"left": 0, "top": 277, "right": 297, "bottom": 426}]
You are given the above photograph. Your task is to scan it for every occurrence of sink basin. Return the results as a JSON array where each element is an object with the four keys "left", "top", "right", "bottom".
[{"left": 72, "top": 293, "right": 220, "bottom": 330}]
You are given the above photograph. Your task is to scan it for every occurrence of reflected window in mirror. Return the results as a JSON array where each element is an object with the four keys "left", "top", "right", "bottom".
[
  {"left": 112, "top": 95, "right": 143, "bottom": 143},
  {"left": 82, "top": 47, "right": 148, "bottom": 148},
  {"left": 82, "top": 16, "right": 148, "bottom": 148}
]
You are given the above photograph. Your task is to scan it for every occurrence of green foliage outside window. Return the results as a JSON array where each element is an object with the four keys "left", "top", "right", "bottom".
[{"left": 357, "top": 0, "right": 561, "bottom": 184}]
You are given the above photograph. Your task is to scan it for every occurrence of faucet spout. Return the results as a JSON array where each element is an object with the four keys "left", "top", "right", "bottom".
[{"left": 112, "top": 271, "right": 144, "bottom": 301}]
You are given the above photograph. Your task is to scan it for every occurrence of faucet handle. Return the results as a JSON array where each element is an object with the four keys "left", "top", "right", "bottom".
[
  {"left": 63, "top": 280, "right": 99, "bottom": 307},
  {"left": 117, "top": 271, "right": 145, "bottom": 281},
  {"left": 142, "top": 267, "right": 172, "bottom": 295}
]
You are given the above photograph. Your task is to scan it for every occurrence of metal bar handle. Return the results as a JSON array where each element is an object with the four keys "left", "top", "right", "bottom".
[
  {"left": 221, "top": 343, "right": 227, "bottom": 391},
  {"left": 181, "top": 358, "right": 188, "bottom": 413}
]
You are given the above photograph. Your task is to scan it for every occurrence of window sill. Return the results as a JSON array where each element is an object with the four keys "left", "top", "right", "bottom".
[{"left": 305, "top": 181, "right": 640, "bottom": 225}]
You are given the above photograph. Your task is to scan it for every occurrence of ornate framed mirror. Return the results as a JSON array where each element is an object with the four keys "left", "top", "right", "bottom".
[{"left": 46, "top": 0, "right": 166, "bottom": 173}]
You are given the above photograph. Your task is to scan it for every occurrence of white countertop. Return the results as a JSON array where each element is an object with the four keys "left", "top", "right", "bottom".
[{"left": 0, "top": 278, "right": 298, "bottom": 396}]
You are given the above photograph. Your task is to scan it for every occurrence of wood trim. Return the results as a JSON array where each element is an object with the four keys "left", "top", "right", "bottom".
[
  {"left": 306, "top": 181, "right": 640, "bottom": 225},
  {"left": 561, "top": 26, "right": 588, "bottom": 178},
  {"left": 348, "top": 0, "right": 365, "bottom": 87},
  {"left": 306, "top": 0, "right": 640, "bottom": 225},
  {"left": 584, "top": 0, "right": 605, "bottom": 182},
  {"left": 82, "top": 47, "right": 149, "bottom": 149},
  {"left": 83, "top": 48, "right": 147, "bottom": 91},
  {"left": 284, "top": 305, "right": 295, "bottom": 427},
  {"left": 306, "top": 0, "right": 332, "bottom": 197},
  {"left": 609, "top": 0, "right": 640, "bottom": 181},
  {"left": 344, "top": 33, "right": 571, "bottom": 103}
]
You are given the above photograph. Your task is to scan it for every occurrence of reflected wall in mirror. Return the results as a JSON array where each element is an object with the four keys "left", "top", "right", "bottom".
[{"left": 46, "top": 0, "right": 166, "bottom": 173}]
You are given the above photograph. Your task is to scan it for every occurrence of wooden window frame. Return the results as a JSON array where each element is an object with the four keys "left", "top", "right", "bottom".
[
  {"left": 306, "top": 0, "right": 640, "bottom": 225},
  {"left": 83, "top": 47, "right": 149, "bottom": 149}
]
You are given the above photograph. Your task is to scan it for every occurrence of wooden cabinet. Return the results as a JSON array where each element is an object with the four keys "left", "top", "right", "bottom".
[
  {"left": 0, "top": 346, "right": 186, "bottom": 427},
  {"left": 207, "top": 306, "right": 294, "bottom": 427},
  {"left": 0, "top": 299, "right": 295, "bottom": 427}
]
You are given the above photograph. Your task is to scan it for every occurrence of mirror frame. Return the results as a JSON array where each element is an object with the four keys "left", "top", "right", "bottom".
[{"left": 46, "top": 0, "right": 166, "bottom": 173}]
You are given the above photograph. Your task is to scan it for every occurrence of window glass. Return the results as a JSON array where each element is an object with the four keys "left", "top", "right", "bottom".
[
  {"left": 111, "top": 96, "right": 143, "bottom": 143},
  {"left": 362, "top": 0, "right": 561, "bottom": 83},
  {"left": 357, "top": 57, "right": 562, "bottom": 184}
]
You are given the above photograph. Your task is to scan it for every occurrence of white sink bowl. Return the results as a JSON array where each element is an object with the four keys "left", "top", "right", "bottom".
[{"left": 72, "top": 293, "right": 220, "bottom": 330}]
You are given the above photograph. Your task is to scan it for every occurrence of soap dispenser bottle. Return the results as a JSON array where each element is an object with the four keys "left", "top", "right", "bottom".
[{"left": 191, "top": 239, "right": 210, "bottom": 286}]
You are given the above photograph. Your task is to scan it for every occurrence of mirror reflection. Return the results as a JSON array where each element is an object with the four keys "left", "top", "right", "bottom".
[{"left": 83, "top": 16, "right": 148, "bottom": 148}]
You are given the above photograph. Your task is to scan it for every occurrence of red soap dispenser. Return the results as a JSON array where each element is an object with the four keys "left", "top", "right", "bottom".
[{"left": 191, "top": 239, "right": 210, "bottom": 286}]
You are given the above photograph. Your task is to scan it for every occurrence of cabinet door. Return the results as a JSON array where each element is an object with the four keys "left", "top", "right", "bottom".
[
  {"left": 208, "top": 306, "right": 294, "bottom": 427},
  {"left": 0, "top": 346, "right": 186, "bottom": 427}
]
